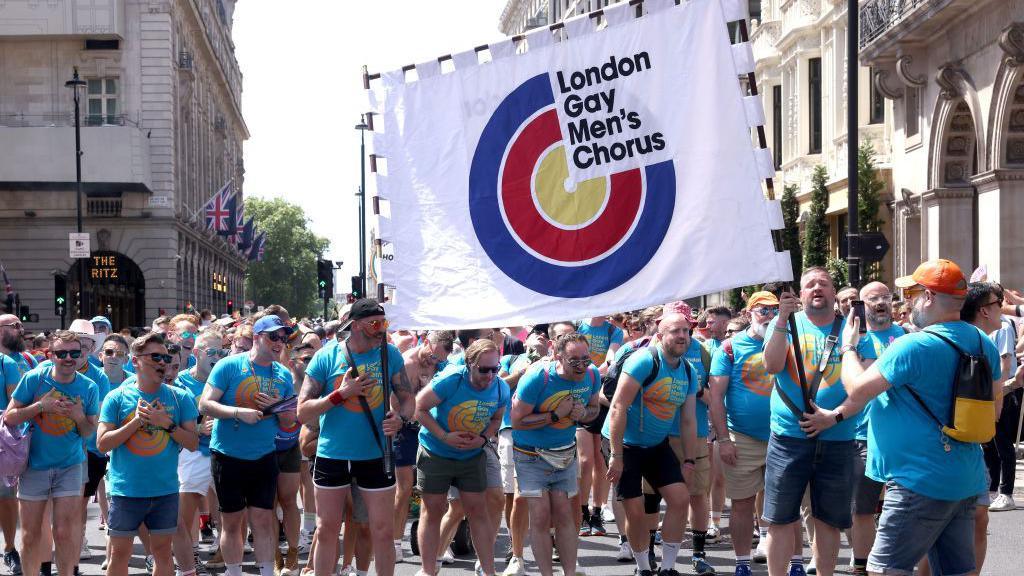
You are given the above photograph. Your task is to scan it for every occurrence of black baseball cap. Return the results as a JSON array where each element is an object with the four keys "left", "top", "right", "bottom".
[{"left": 342, "top": 298, "right": 386, "bottom": 329}]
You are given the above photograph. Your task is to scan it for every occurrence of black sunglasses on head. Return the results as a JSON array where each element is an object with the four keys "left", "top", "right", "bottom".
[{"left": 53, "top": 350, "right": 82, "bottom": 360}]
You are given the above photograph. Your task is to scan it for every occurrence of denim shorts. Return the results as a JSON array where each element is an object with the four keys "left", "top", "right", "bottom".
[
  {"left": 512, "top": 447, "right": 578, "bottom": 498},
  {"left": 868, "top": 482, "right": 977, "bottom": 576},
  {"left": 763, "top": 433, "right": 854, "bottom": 529},
  {"left": 18, "top": 464, "right": 83, "bottom": 501},
  {"left": 852, "top": 440, "right": 884, "bottom": 516},
  {"left": 108, "top": 493, "right": 180, "bottom": 537}
]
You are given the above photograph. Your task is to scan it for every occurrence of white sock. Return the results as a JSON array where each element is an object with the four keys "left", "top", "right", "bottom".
[
  {"left": 258, "top": 562, "right": 275, "bottom": 576},
  {"left": 303, "top": 512, "right": 316, "bottom": 532},
  {"left": 635, "top": 549, "right": 651, "bottom": 572},
  {"left": 225, "top": 564, "right": 243, "bottom": 576},
  {"left": 661, "top": 541, "right": 681, "bottom": 570},
  {"left": 759, "top": 525, "right": 768, "bottom": 537}
]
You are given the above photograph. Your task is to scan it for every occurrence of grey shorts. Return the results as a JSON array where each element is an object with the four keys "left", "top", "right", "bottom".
[
  {"left": 852, "top": 440, "right": 884, "bottom": 516},
  {"left": 416, "top": 445, "right": 487, "bottom": 495},
  {"left": 450, "top": 442, "right": 501, "bottom": 500},
  {"left": 350, "top": 480, "right": 368, "bottom": 524},
  {"left": 18, "top": 464, "right": 84, "bottom": 501}
]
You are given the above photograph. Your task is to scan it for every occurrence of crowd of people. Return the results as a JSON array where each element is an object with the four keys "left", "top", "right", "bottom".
[{"left": 0, "top": 257, "right": 1021, "bottom": 576}]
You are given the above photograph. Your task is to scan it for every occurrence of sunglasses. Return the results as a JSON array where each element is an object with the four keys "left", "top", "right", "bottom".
[
  {"left": 53, "top": 350, "right": 83, "bottom": 360},
  {"left": 264, "top": 331, "right": 289, "bottom": 343},
  {"left": 103, "top": 349, "right": 126, "bottom": 357},
  {"left": 147, "top": 353, "right": 174, "bottom": 364},
  {"left": 365, "top": 319, "right": 389, "bottom": 331},
  {"left": 476, "top": 365, "right": 500, "bottom": 374},
  {"left": 565, "top": 357, "right": 590, "bottom": 366},
  {"left": 205, "top": 348, "right": 229, "bottom": 358},
  {"left": 178, "top": 331, "right": 197, "bottom": 340},
  {"left": 752, "top": 306, "right": 779, "bottom": 316}
]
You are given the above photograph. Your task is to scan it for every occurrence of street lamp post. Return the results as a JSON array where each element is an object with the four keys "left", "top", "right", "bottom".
[
  {"left": 846, "top": 0, "right": 862, "bottom": 288},
  {"left": 66, "top": 68, "right": 88, "bottom": 317},
  {"left": 355, "top": 115, "right": 368, "bottom": 298}
]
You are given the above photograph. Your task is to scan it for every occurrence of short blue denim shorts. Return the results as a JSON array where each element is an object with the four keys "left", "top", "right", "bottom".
[
  {"left": 108, "top": 493, "right": 179, "bottom": 537},
  {"left": 762, "top": 433, "right": 854, "bottom": 529},
  {"left": 512, "top": 448, "right": 578, "bottom": 498}
]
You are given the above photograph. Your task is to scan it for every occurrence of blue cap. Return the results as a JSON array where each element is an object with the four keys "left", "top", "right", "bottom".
[
  {"left": 253, "top": 314, "right": 294, "bottom": 335},
  {"left": 90, "top": 316, "right": 112, "bottom": 329}
]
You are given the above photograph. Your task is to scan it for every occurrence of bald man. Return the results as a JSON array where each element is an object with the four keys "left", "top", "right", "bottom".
[{"left": 0, "top": 313, "right": 33, "bottom": 573}]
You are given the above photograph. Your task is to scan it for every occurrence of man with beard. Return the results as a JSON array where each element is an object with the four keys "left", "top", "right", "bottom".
[
  {"left": 709, "top": 292, "right": 786, "bottom": 576},
  {"left": 393, "top": 331, "right": 454, "bottom": 562},
  {"left": 89, "top": 316, "right": 113, "bottom": 368},
  {"left": 801, "top": 260, "right": 998, "bottom": 576},
  {"left": 200, "top": 316, "right": 298, "bottom": 576},
  {"left": 172, "top": 330, "right": 227, "bottom": 576},
  {"left": 5, "top": 331, "right": 99, "bottom": 576},
  {"left": 761, "top": 268, "right": 875, "bottom": 576},
  {"left": 0, "top": 314, "right": 33, "bottom": 575},
  {"left": 847, "top": 282, "right": 903, "bottom": 576},
  {"left": 98, "top": 332, "right": 199, "bottom": 576}
]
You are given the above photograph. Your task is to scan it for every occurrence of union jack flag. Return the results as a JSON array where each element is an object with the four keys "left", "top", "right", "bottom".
[
  {"left": 237, "top": 216, "right": 255, "bottom": 252},
  {"left": 248, "top": 231, "right": 266, "bottom": 262},
  {"left": 231, "top": 198, "right": 245, "bottom": 246},
  {"left": 203, "top": 181, "right": 234, "bottom": 233}
]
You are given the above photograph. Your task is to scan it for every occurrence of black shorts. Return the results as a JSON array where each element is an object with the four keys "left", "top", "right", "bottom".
[
  {"left": 601, "top": 437, "right": 682, "bottom": 500},
  {"left": 211, "top": 450, "right": 279, "bottom": 513},
  {"left": 84, "top": 452, "right": 109, "bottom": 498},
  {"left": 852, "top": 440, "right": 884, "bottom": 516},
  {"left": 394, "top": 424, "right": 420, "bottom": 468},
  {"left": 276, "top": 443, "right": 301, "bottom": 474},
  {"left": 582, "top": 405, "right": 609, "bottom": 435},
  {"left": 312, "top": 455, "right": 395, "bottom": 491}
]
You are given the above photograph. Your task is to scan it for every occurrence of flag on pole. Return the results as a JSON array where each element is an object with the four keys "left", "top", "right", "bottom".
[
  {"left": 217, "top": 191, "right": 238, "bottom": 238},
  {"left": 367, "top": 0, "right": 791, "bottom": 328},
  {"left": 237, "top": 216, "right": 256, "bottom": 252},
  {"left": 203, "top": 181, "right": 234, "bottom": 233},
  {"left": 231, "top": 197, "right": 245, "bottom": 246},
  {"left": 247, "top": 231, "right": 266, "bottom": 262}
]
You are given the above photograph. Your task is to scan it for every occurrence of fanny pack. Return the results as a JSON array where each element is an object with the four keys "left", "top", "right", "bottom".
[{"left": 536, "top": 443, "right": 577, "bottom": 470}]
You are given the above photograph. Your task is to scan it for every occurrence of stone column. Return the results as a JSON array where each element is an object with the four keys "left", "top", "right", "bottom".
[
  {"left": 919, "top": 187, "right": 975, "bottom": 270},
  {"left": 972, "top": 169, "right": 1024, "bottom": 288}
]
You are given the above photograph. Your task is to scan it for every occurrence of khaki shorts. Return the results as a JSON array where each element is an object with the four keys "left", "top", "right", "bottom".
[
  {"left": 721, "top": 431, "right": 767, "bottom": 500},
  {"left": 640, "top": 437, "right": 711, "bottom": 496}
]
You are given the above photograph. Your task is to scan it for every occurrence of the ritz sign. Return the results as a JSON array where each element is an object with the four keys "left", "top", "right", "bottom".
[{"left": 89, "top": 255, "right": 120, "bottom": 280}]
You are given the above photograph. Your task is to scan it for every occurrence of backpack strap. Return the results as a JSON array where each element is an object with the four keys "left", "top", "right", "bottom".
[
  {"left": 775, "top": 315, "right": 841, "bottom": 418},
  {"left": 343, "top": 339, "right": 387, "bottom": 463},
  {"left": 807, "top": 316, "right": 844, "bottom": 401}
]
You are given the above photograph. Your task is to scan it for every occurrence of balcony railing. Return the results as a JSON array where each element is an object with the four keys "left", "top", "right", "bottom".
[
  {"left": 859, "top": 0, "right": 928, "bottom": 49},
  {"left": 87, "top": 198, "right": 123, "bottom": 217},
  {"left": 0, "top": 113, "right": 139, "bottom": 128}
]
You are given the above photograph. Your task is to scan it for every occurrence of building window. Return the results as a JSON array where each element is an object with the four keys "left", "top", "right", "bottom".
[
  {"left": 773, "top": 85, "right": 783, "bottom": 169},
  {"left": 869, "top": 67, "right": 885, "bottom": 125},
  {"left": 808, "top": 58, "right": 822, "bottom": 154},
  {"left": 905, "top": 86, "right": 920, "bottom": 138},
  {"left": 87, "top": 78, "right": 118, "bottom": 125}
]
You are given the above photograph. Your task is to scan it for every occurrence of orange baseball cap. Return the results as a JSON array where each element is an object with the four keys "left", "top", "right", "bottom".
[
  {"left": 746, "top": 291, "right": 780, "bottom": 310},
  {"left": 895, "top": 259, "right": 968, "bottom": 297}
]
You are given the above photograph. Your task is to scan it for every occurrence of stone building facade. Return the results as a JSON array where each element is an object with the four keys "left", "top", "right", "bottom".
[
  {"left": 0, "top": 0, "right": 247, "bottom": 330},
  {"left": 860, "top": 0, "right": 1024, "bottom": 287}
]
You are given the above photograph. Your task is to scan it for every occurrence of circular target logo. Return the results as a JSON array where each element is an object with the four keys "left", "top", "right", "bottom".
[{"left": 469, "top": 73, "right": 675, "bottom": 297}]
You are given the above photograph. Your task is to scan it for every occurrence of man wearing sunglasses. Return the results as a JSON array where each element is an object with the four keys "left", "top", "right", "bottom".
[
  {"left": 200, "top": 315, "right": 297, "bottom": 576},
  {"left": 167, "top": 314, "right": 200, "bottom": 371},
  {"left": 5, "top": 331, "right": 99, "bottom": 576},
  {"left": 709, "top": 292, "right": 780, "bottom": 575},
  {"left": 172, "top": 330, "right": 228, "bottom": 576},
  {"left": 511, "top": 332, "right": 601, "bottom": 576},
  {"left": 393, "top": 331, "right": 455, "bottom": 562},
  {"left": 414, "top": 339, "right": 509, "bottom": 576},
  {"left": 0, "top": 313, "right": 36, "bottom": 575},
  {"left": 297, "top": 298, "right": 415, "bottom": 576},
  {"left": 97, "top": 331, "right": 199, "bottom": 576}
]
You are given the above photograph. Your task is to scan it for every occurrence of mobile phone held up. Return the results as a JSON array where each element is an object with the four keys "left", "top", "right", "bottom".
[{"left": 851, "top": 300, "right": 867, "bottom": 334}]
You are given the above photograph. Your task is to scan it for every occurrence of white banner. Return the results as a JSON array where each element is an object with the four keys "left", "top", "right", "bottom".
[{"left": 371, "top": 0, "right": 791, "bottom": 329}]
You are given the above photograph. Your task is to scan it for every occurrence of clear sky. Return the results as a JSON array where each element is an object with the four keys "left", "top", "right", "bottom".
[{"left": 233, "top": 1, "right": 507, "bottom": 285}]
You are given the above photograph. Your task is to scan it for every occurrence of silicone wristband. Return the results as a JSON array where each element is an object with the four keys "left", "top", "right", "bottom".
[{"left": 328, "top": 389, "right": 345, "bottom": 406}]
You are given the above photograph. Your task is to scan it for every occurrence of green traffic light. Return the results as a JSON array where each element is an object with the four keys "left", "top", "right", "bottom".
[
  {"left": 318, "top": 280, "right": 326, "bottom": 288},
  {"left": 56, "top": 296, "right": 65, "bottom": 304}
]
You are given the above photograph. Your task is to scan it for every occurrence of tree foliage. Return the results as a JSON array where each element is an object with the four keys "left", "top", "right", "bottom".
[
  {"left": 803, "top": 165, "right": 830, "bottom": 269},
  {"left": 857, "top": 142, "right": 886, "bottom": 282},
  {"left": 781, "top": 183, "right": 802, "bottom": 280},
  {"left": 244, "top": 197, "right": 330, "bottom": 318}
]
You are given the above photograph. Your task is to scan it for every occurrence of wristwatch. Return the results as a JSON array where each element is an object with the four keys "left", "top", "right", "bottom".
[
  {"left": 839, "top": 344, "right": 858, "bottom": 357},
  {"left": 550, "top": 412, "right": 560, "bottom": 423},
  {"left": 833, "top": 412, "right": 844, "bottom": 424},
  {"left": 164, "top": 423, "right": 178, "bottom": 434}
]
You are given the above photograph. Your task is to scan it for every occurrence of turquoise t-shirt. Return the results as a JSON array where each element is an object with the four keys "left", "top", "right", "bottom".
[
  {"left": 418, "top": 365, "right": 509, "bottom": 460},
  {"left": 512, "top": 363, "right": 599, "bottom": 449},
  {"left": 670, "top": 340, "right": 710, "bottom": 439},
  {"left": 601, "top": 346, "right": 696, "bottom": 448},
  {"left": 11, "top": 369, "right": 99, "bottom": 470},
  {"left": 764, "top": 312, "right": 876, "bottom": 440},
  {"left": 305, "top": 342, "right": 404, "bottom": 461},
  {"left": 854, "top": 324, "right": 906, "bottom": 440},
  {"left": 868, "top": 322, "right": 1000, "bottom": 501},
  {"left": 499, "top": 353, "right": 536, "bottom": 430},
  {"left": 0, "top": 353, "right": 33, "bottom": 409},
  {"left": 173, "top": 370, "right": 211, "bottom": 456},
  {"left": 709, "top": 331, "right": 774, "bottom": 441},
  {"left": 578, "top": 321, "right": 624, "bottom": 366},
  {"left": 207, "top": 353, "right": 294, "bottom": 460},
  {"left": 99, "top": 383, "right": 198, "bottom": 497}
]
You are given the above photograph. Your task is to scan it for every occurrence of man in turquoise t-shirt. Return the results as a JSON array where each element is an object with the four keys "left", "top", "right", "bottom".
[
  {"left": 709, "top": 291, "right": 780, "bottom": 576},
  {"left": 761, "top": 268, "right": 876, "bottom": 576},
  {"left": 801, "top": 259, "right": 1000, "bottom": 576},
  {"left": 200, "top": 315, "right": 297, "bottom": 576},
  {"left": 511, "top": 332, "right": 600, "bottom": 576},
  {"left": 98, "top": 332, "right": 199, "bottom": 576},
  {"left": 0, "top": 313, "right": 37, "bottom": 574},
  {"left": 296, "top": 299, "right": 414, "bottom": 576},
  {"left": 414, "top": 339, "right": 508, "bottom": 576},
  {"left": 603, "top": 313, "right": 698, "bottom": 576},
  {"left": 5, "top": 331, "right": 98, "bottom": 576}
]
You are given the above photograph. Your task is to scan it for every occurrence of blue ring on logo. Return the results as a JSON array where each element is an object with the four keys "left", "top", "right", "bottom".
[{"left": 469, "top": 73, "right": 675, "bottom": 298}]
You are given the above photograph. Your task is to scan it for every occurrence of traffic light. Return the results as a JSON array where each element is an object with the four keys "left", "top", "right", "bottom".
[
  {"left": 317, "top": 259, "right": 333, "bottom": 300},
  {"left": 18, "top": 306, "right": 29, "bottom": 323},
  {"left": 54, "top": 274, "right": 67, "bottom": 317},
  {"left": 351, "top": 275, "right": 362, "bottom": 300},
  {"left": 227, "top": 299, "right": 234, "bottom": 315}
]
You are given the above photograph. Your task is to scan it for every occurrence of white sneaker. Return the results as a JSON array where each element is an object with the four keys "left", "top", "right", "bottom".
[
  {"left": 335, "top": 564, "right": 353, "bottom": 576},
  {"left": 990, "top": 493, "right": 1017, "bottom": 512},
  {"left": 706, "top": 524, "right": 720, "bottom": 543},
  {"left": 615, "top": 541, "right": 634, "bottom": 562},
  {"left": 80, "top": 536, "right": 91, "bottom": 560},
  {"left": 441, "top": 546, "right": 456, "bottom": 565},
  {"left": 753, "top": 540, "right": 768, "bottom": 563},
  {"left": 394, "top": 540, "right": 405, "bottom": 563},
  {"left": 503, "top": 557, "right": 526, "bottom": 576}
]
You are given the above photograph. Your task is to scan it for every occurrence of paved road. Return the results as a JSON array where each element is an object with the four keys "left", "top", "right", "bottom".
[{"left": 73, "top": 461, "right": 1024, "bottom": 575}]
